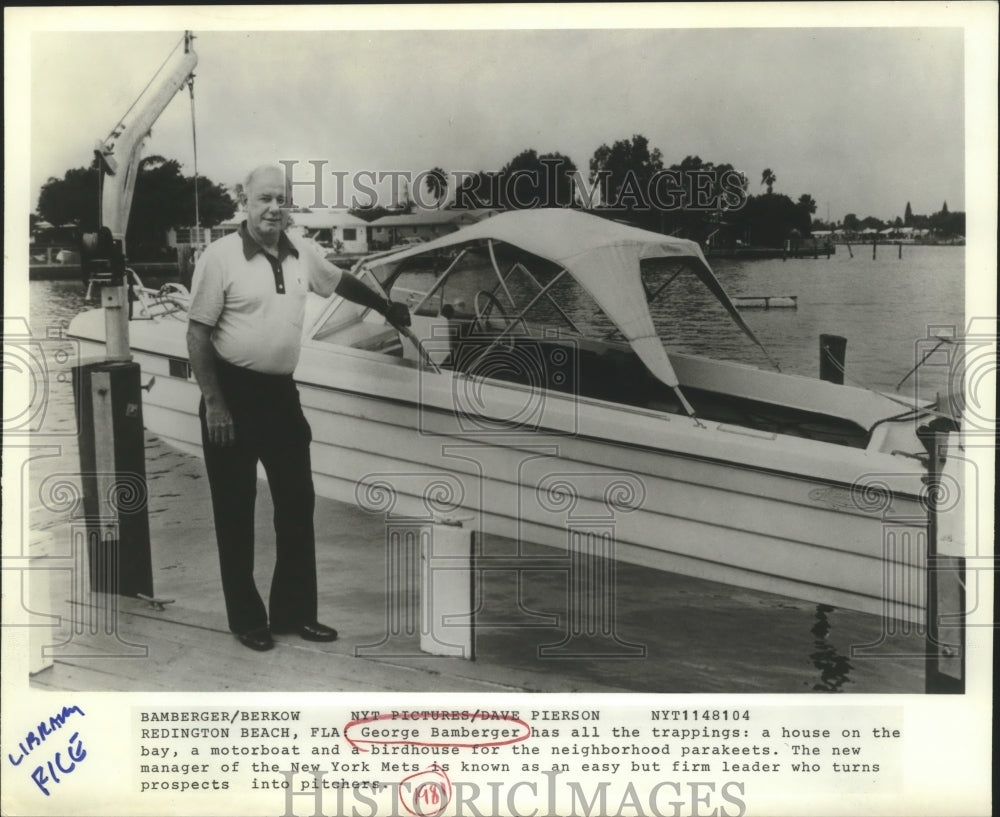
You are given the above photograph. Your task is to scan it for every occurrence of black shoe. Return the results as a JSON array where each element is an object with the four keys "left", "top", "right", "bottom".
[
  {"left": 272, "top": 622, "right": 338, "bottom": 642},
  {"left": 236, "top": 627, "right": 274, "bottom": 651}
]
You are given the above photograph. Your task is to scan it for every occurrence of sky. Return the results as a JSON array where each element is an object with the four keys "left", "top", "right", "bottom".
[{"left": 23, "top": 14, "right": 968, "bottom": 224}]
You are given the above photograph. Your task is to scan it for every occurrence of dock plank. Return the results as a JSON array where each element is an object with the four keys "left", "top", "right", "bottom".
[{"left": 33, "top": 602, "right": 569, "bottom": 693}]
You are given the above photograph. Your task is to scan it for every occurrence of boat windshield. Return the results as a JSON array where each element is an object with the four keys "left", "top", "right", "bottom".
[
  {"left": 639, "top": 258, "right": 754, "bottom": 361},
  {"left": 376, "top": 240, "right": 734, "bottom": 356}
]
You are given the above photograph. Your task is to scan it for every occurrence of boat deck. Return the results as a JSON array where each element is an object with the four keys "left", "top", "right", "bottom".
[{"left": 434, "top": 331, "right": 873, "bottom": 449}]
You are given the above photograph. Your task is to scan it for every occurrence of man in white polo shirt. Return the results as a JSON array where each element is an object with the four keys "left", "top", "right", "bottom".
[{"left": 187, "top": 164, "right": 410, "bottom": 652}]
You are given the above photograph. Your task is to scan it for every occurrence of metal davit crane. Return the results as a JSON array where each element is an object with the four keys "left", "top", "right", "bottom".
[
  {"left": 75, "top": 31, "right": 198, "bottom": 599},
  {"left": 88, "top": 30, "right": 199, "bottom": 358}
]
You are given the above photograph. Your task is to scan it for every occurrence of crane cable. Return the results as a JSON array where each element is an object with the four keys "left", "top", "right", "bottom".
[
  {"left": 102, "top": 33, "right": 185, "bottom": 146},
  {"left": 188, "top": 74, "right": 200, "bottom": 247},
  {"left": 97, "top": 32, "right": 186, "bottom": 231}
]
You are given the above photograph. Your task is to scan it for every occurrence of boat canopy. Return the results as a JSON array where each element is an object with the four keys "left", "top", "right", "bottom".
[{"left": 364, "top": 208, "right": 774, "bottom": 392}]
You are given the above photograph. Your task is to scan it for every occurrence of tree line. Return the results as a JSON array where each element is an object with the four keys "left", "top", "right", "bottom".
[
  {"left": 34, "top": 133, "right": 963, "bottom": 255},
  {"left": 34, "top": 155, "right": 235, "bottom": 260},
  {"left": 825, "top": 201, "right": 964, "bottom": 237},
  {"left": 398, "top": 136, "right": 823, "bottom": 248}
]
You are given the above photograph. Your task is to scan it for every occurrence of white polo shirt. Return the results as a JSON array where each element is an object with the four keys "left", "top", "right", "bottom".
[{"left": 189, "top": 223, "right": 343, "bottom": 375}]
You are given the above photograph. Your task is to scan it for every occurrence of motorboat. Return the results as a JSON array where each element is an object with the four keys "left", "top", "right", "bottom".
[{"left": 68, "top": 207, "right": 956, "bottom": 624}]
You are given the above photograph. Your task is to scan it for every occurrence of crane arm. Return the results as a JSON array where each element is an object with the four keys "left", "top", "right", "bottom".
[
  {"left": 94, "top": 31, "right": 198, "bottom": 247},
  {"left": 86, "top": 31, "right": 198, "bottom": 361}
]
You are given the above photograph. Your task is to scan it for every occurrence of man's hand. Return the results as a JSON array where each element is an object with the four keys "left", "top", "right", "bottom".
[
  {"left": 205, "top": 399, "right": 235, "bottom": 447},
  {"left": 333, "top": 273, "right": 412, "bottom": 328},
  {"left": 385, "top": 300, "right": 412, "bottom": 328},
  {"left": 188, "top": 320, "right": 236, "bottom": 447}
]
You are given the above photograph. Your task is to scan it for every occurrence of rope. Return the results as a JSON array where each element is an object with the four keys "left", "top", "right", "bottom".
[
  {"left": 894, "top": 336, "right": 955, "bottom": 392},
  {"left": 102, "top": 33, "right": 186, "bottom": 146},
  {"left": 821, "top": 346, "right": 956, "bottom": 421}
]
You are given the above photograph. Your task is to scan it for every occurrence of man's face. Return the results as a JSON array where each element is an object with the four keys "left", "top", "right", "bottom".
[{"left": 245, "top": 169, "right": 288, "bottom": 245}]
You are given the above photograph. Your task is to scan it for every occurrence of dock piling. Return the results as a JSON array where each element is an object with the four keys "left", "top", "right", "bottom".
[
  {"left": 73, "top": 361, "right": 154, "bottom": 597},
  {"left": 819, "top": 334, "right": 847, "bottom": 384},
  {"left": 924, "top": 427, "right": 965, "bottom": 693}
]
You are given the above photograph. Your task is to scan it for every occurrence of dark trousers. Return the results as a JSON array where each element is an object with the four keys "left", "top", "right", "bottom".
[{"left": 199, "top": 360, "right": 318, "bottom": 634}]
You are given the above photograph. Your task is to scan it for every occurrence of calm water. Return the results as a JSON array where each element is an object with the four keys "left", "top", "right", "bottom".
[{"left": 705, "top": 245, "right": 964, "bottom": 395}]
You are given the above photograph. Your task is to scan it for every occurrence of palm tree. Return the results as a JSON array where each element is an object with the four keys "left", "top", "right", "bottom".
[
  {"left": 425, "top": 167, "right": 448, "bottom": 208},
  {"left": 761, "top": 168, "right": 776, "bottom": 195}
]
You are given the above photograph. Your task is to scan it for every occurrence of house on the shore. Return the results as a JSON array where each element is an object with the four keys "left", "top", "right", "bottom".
[
  {"left": 168, "top": 210, "right": 371, "bottom": 256},
  {"left": 878, "top": 226, "right": 930, "bottom": 241},
  {"left": 286, "top": 210, "right": 370, "bottom": 254},
  {"left": 167, "top": 222, "right": 240, "bottom": 249},
  {"left": 368, "top": 209, "right": 499, "bottom": 249}
]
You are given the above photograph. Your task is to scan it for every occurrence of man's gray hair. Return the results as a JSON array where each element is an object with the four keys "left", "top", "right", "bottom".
[{"left": 242, "top": 164, "right": 286, "bottom": 197}]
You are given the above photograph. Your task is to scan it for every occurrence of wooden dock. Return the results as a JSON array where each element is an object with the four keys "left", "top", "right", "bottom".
[
  {"left": 733, "top": 295, "right": 798, "bottom": 309},
  {"left": 707, "top": 242, "right": 835, "bottom": 260}
]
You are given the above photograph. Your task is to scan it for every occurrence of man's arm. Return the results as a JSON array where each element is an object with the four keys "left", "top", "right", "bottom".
[
  {"left": 334, "top": 272, "right": 411, "bottom": 328},
  {"left": 292, "top": 232, "right": 410, "bottom": 327},
  {"left": 187, "top": 320, "right": 235, "bottom": 446}
]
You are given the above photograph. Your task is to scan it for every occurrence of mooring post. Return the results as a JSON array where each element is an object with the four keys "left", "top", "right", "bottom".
[
  {"left": 872, "top": 235, "right": 877, "bottom": 260},
  {"left": 924, "top": 427, "right": 965, "bottom": 693},
  {"left": 74, "top": 228, "right": 153, "bottom": 597},
  {"left": 819, "top": 334, "right": 847, "bottom": 384},
  {"left": 420, "top": 520, "right": 476, "bottom": 659},
  {"left": 898, "top": 241, "right": 902, "bottom": 260}
]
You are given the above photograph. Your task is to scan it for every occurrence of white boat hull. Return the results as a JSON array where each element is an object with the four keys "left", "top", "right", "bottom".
[{"left": 71, "top": 306, "right": 932, "bottom": 623}]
